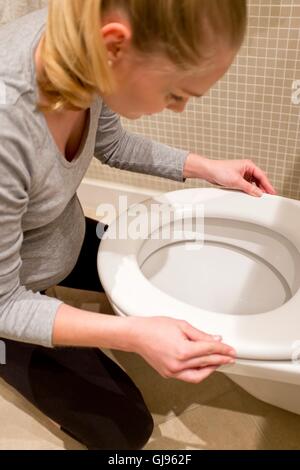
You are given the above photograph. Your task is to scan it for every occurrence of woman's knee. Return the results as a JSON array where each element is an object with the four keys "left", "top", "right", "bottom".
[
  {"left": 64, "top": 398, "right": 154, "bottom": 450},
  {"left": 29, "top": 346, "right": 154, "bottom": 449},
  {"left": 124, "top": 403, "right": 154, "bottom": 450}
]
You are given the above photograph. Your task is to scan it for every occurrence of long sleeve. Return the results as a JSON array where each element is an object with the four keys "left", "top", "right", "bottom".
[
  {"left": 0, "top": 108, "right": 63, "bottom": 348},
  {"left": 94, "top": 102, "right": 189, "bottom": 182}
]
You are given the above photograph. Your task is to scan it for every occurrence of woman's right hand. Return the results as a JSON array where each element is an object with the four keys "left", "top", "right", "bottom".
[{"left": 127, "top": 316, "right": 237, "bottom": 383}]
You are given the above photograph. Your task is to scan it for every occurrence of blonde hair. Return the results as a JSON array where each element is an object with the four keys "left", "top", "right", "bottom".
[{"left": 37, "top": 0, "right": 247, "bottom": 112}]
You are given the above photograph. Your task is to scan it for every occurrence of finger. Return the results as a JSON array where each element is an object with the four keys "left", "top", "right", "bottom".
[
  {"left": 185, "top": 340, "right": 237, "bottom": 360},
  {"left": 174, "top": 365, "right": 219, "bottom": 384},
  {"left": 178, "top": 354, "right": 235, "bottom": 371},
  {"left": 181, "top": 321, "right": 222, "bottom": 343},
  {"left": 258, "top": 183, "right": 267, "bottom": 193},
  {"left": 251, "top": 166, "right": 277, "bottom": 195},
  {"left": 237, "top": 178, "right": 263, "bottom": 197}
]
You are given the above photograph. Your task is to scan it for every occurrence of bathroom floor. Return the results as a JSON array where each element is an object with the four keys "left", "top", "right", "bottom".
[{"left": 1, "top": 284, "right": 300, "bottom": 450}]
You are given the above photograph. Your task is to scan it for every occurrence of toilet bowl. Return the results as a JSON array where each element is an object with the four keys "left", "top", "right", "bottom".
[{"left": 97, "top": 188, "right": 300, "bottom": 415}]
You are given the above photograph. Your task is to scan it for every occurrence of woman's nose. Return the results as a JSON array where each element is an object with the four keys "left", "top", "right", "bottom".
[{"left": 167, "top": 100, "right": 188, "bottom": 114}]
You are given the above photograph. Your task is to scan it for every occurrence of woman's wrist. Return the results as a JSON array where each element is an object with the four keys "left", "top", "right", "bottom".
[
  {"left": 183, "top": 153, "right": 212, "bottom": 180},
  {"left": 52, "top": 303, "right": 138, "bottom": 352}
]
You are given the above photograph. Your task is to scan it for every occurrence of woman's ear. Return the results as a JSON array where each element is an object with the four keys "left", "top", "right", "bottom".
[{"left": 101, "top": 22, "right": 132, "bottom": 62}]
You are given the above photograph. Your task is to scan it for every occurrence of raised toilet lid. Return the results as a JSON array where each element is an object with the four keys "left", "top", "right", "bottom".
[{"left": 97, "top": 188, "right": 300, "bottom": 361}]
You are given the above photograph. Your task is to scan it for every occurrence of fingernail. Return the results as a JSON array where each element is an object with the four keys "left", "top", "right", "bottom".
[
  {"left": 228, "top": 359, "right": 235, "bottom": 364},
  {"left": 230, "top": 349, "right": 237, "bottom": 356},
  {"left": 213, "top": 335, "right": 222, "bottom": 341},
  {"left": 254, "top": 189, "right": 263, "bottom": 197}
]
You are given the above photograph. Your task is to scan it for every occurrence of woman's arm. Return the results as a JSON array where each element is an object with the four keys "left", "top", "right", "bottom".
[
  {"left": 94, "top": 102, "right": 189, "bottom": 182},
  {"left": 52, "top": 303, "right": 236, "bottom": 384},
  {"left": 94, "top": 103, "right": 276, "bottom": 195},
  {"left": 183, "top": 153, "right": 277, "bottom": 196},
  {"left": 52, "top": 303, "right": 134, "bottom": 351}
]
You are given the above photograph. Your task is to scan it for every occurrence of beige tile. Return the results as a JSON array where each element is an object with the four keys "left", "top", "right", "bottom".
[
  {"left": 51, "top": 286, "right": 115, "bottom": 315},
  {"left": 80, "top": 302, "right": 102, "bottom": 313},
  {"left": 146, "top": 384, "right": 300, "bottom": 451},
  {"left": 143, "top": 369, "right": 300, "bottom": 450},
  {"left": 4, "top": 286, "right": 300, "bottom": 450},
  {"left": 143, "top": 420, "right": 207, "bottom": 450},
  {"left": 103, "top": 348, "right": 236, "bottom": 426},
  {"left": 144, "top": 390, "right": 267, "bottom": 450},
  {"left": 0, "top": 379, "right": 84, "bottom": 450},
  {"left": 224, "top": 384, "right": 300, "bottom": 450},
  {"left": 82, "top": 206, "right": 99, "bottom": 221}
]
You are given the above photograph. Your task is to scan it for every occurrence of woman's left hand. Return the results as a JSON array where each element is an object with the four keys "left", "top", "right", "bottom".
[{"left": 184, "top": 154, "right": 277, "bottom": 197}]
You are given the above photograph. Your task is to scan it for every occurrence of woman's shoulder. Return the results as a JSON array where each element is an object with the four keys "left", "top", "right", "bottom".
[
  {"left": 0, "top": 9, "right": 49, "bottom": 150},
  {"left": 0, "top": 8, "right": 47, "bottom": 104},
  {"left": 0, "top": 8, "right": 47, "bottom": 105},
  {"left": 0, "top": 7, "right": 47, "bottom": 45}
]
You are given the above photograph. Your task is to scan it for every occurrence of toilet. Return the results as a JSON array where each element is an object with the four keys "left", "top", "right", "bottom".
[{"left": 97, "top": 188, "right": 300, "bottom": 415}]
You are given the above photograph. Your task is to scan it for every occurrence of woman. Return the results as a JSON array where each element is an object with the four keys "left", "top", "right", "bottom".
[{"left": 0, "top": 1, "right": 276, "bottom": 450}]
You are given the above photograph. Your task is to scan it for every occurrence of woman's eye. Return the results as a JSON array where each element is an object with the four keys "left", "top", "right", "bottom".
[{"left": 169, "top": 94, "right": 184, "bottom": 102}]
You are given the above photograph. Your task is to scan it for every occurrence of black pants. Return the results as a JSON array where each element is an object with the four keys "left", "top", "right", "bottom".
[{"left": 0, "top": 217, "right": 154, "bottom": 450}]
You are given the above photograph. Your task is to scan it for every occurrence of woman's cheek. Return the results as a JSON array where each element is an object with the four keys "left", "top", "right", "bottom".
[{"left": 148, "top": 98, "right": 167, "bottom": 114}]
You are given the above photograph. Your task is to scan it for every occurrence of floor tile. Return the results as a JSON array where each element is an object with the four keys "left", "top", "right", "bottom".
[
  {"left": 103, "top": 348, "right": 236, "bottom": 425},
  {"left": 2, "top": 287, "right": 300, "bottom": 450},
  {"left": 0, "top": 379, "right": 84, "bottom": 450},
  {"left": 144, "top": 390, "right": 266, "bottom": 450}
]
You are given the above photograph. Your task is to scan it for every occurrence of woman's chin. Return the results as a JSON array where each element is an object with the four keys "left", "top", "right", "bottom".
[
  {"left": 119, "top": 109, "right": 157, "bottom": 120},
  {"left": 123, "top": 112, "right": 144, "bottom": 120}
]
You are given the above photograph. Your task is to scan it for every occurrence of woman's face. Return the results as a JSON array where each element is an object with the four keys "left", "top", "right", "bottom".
[
  {"left": 102, "top": 47, "right": 236, "bottom": 120},
  {"left": 100, "top": 8, "right": 237, "bottom": 120}
]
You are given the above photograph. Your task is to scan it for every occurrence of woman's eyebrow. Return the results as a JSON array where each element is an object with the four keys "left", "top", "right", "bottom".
[
  {"left": 181, "top": 89, "right": 203, "bottom": 98},
  {"left": 182, "top": 90, "right": 203, "bottom": 98}
]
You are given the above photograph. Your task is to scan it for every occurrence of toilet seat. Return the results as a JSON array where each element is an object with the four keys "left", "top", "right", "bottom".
[{"left": 97, "top": 188, "right": 300, "bottom": 361}]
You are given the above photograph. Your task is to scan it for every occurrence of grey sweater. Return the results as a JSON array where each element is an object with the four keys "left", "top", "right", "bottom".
[{"left": 0, "top": 8, "right": 189, "bottom": 348}]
